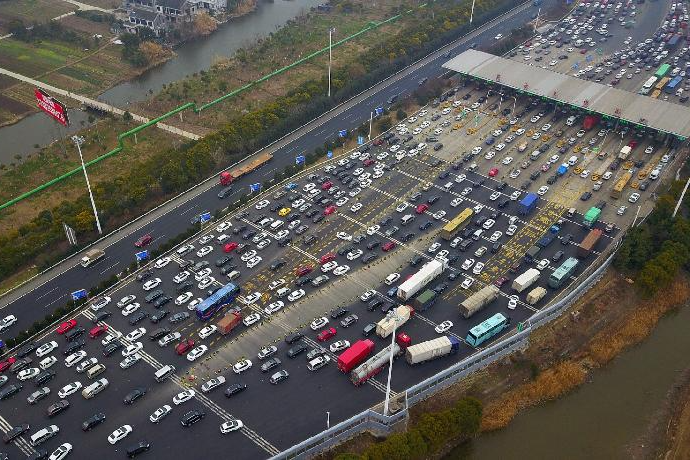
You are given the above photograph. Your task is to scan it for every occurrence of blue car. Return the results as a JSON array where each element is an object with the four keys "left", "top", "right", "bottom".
[{"left": 485, "top": 137, "right": 495, "bottom": 145}]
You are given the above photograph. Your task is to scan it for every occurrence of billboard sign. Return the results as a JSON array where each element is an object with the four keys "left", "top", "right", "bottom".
[{"left": 34, "top": 88, "right": 69, "bottom": 127}]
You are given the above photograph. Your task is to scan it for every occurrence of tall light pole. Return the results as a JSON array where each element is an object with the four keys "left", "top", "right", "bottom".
[
  {"left": 383, "top": 309, "right": 400, "bottom": 417},
  {"left": 326, "top": 411, "right": 330, "bottom": 429},
  {"left": 328, "top": 28, "right": 335, "bottom": 98},
  {"left": 72, "top": 136, "right": 102, "bottom": 235},
  {"left": 368, "top": 111, "right": 374, "bottom": 141},
  {"left": 470, "top": 0, "right": 476, "bottom": 24},
  {"left": 512, "top": 96, "right": 517, "bottom": 116}
]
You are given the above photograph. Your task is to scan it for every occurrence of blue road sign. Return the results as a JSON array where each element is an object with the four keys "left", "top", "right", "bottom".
[
  {"left": 357, "top": 136, "right": 364, "bottom": 145},
  {"left": 200, "top": 212, "right": 212, "bottom": 223},
  {"left": 135, "top": 250, "right": 149, "bottom": 261},
  {"left": 327, "top": 150, "right": 333, "bottom": 158},
  {"left": 295, "top": 155, "right": 305, "bottom": 164},
  {"left": 286, "top": 182, "right": 297, "bottom": 190},
  {"left": 374, "top": 107, "right": 384, "bottom": 116},
  {"left": 338, "top": 129, "right": 347, "bottom": 137},
  {"left": 250, "top": 183, "right": 261, "bottom": 192},
  {"left": 71, "top": 289, "right": 88, "bottom": 301}
]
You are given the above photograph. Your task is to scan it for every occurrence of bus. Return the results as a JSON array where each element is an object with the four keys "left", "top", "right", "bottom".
[
  {"left": 655, "top": 76, "right": 671, "bottom": 91},
  {"left": 655, "top": 63, "right": 671, "bottom": 78},
  {"left": 610, "top": 171, "right": 633, "bottom": 199},
  {"left": 466, "top": 313, "right": 511, "bottom": 347},
  {"left": 651, "top": 89, "right": 662, "bottom": 99},
  {"left": 195, "top": 283, "right": 240, "bottom": 321},
  {"left": 440, "top": 208, "right": 473, "bottom": 240},
  {"left": 548, "top": 257, "right": 580, "bottom": 289},
  {"left": 665, "top": 76, "right": 683, "bottom": 93},
  {"left": 638, "top": 76, "right": 658, "bottom": 95}
]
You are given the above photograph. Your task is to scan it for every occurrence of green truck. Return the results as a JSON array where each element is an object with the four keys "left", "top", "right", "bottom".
[
  {"left": 583, "top": 207, "right": 601, "bottom": 228},
  {"left": 412, "top": 289, "right": 438, "bottom": 311}
]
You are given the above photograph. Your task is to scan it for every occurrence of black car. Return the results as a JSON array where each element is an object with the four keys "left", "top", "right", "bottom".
[
  {"left": 232, "top": 225, "right": 247, "bottom": 235},
  {"left": 419, "top": 221, "right": 433, "bottom": 231},
  {"left": 153, "top": 296, "right": 172, "bottom": 309},
  {"left": 65, "top": 327, "right": 85, "bottom": 342},
  {"left": 367, "top": 299, "right": 383, "bottom": 311},
  {"left": 63, "top": 340, "right": 85, "bottom": 356},
  {"left": 278, "top": 237, "right": 292, "bottom": 247},
  {"left": 498, "top": 198, "right": 510, "bottom": 208},
  {"left": 176, "top": 281, "right": 194, "bottom": 294},
  {"left": 546, "top": 175, "right": 557, "bottom": 185},
  {"left": 366, "top": 240, "right": 381, "bottom": 250},
  {"left": 129, "top": 311, "right": 148, "bottom": 326},
  {"left": 149, "top": 327, "right": 170, "bottom": 341},
  {"left": 284, "top": 332, "right": 304, "bottom": 344},
  {"left": 126, "top": 440, "right": 151, "bottom": 458},
  {"left": 303, "top": 235, "right": 317, "bottom": 246},
  {"left": 361, "top": 253, "right": 378, "bottom": 263},
  {"left": 338, "top": 245, "right": 355, "bottom": 256},
  {"left": 427, "top": 195, "right": 440, "bottom": 205},
  {"left": 381, "top": 302, "right": 395, "bottom": 314},
  {"left": 287, "top": 343, "right": 308, "bottom": 358},
  {"left": 295, "top": 276, "right": 313, "bottom": 287},
  {"left": 215, "top": 255, "right": 233, "bottom": 267},
  {"left": 0, "top": 384, "right": 22, "bottom": 400},
  {"left": 16, "top": 342, "right": 37, "bottom": 359},
  {"left": 340, "top": 314, "right": 358, "bottom": 328},
  {"left": 580, "top": 191, "right": 592, "bottom": 201},
  {"left": 123, "top": 388, "right": 147, "bottom": 405},
  {"left": 496, "top": 181, "right": 507, "bottom": 191},
  {"left": 181, "top": 410, "right": 206, "bottom": 427},
  {"left": 34, "top": 369, "right": 56, "bottom": 386},
  {"left": 47, "top": 400, "right": 70, "bottom": 418},
  {"left": 224, "top": 383, "right": 247, "bottom": 398},
  {"left": 409, "top": 192, "right": 422, "bottom": 202},
  {"left": 102, "top": 340, "right": 123, "bottom": 357},
  {"left": 401, "top": 232, "right": 415, "bottom": 242},
  {"left": 561, "top": 233, "right": 573, "bottom": 245},
  {"left": 150, "top": 310, "right": 169, "bottom": 324},
  {"left": 3, "top": 423, "right": 29, "bottom": 443},
  {"left": 81, "top": 412, "right": 107, "bottom": 432},
  {"left": 169, "top": 312, "right": 189, "bottom": 324},
  {"left": 270, "top": 259, "right": 286, "bottom": 271},
  {"left": 432, "top": 282, "right": 449, "bottom": 293},
  {"left": 362, "top": 323, "right": 377, "bottom": 337},
  {"left": 145, "top": 289, "right": 164, "bottom": 303},
  {"left": 260, "top": 358, "right": 281, "bottom": 373},
  {"left": 136, "top": 269, "right": 154, "bottom": 282},
  {"left": 330, "top": 307, "right": 348, "bottom": 319},
  {"left": 409, "top": 255, "right": 423, "bottom": 266},
  {"left": 93, "top": 310, "right": 112, "bottom": 323}
]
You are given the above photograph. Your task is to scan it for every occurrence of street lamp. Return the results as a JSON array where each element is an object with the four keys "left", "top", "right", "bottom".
[
  {"left": 383, "top": 309, "right": 400, "bottom": 417},
  {"left": 512, "top": 96, "right": 518, "bottom": 116},
  {"left": 469, "top": 0, "right": 476, "bottom": 24},
  {"left": 328, "top": 28, "right": 335, "bottom": 98},
  {"left": 72, "top": 136, "right": 102, "bottom": 235},
  {"left": 326, "top": 411, "right": 330, "bottom": 429}
]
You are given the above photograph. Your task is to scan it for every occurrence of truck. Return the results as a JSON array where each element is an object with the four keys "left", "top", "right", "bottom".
[
  {"left": 518, "top": 193, "right": 539, "bottom": 215},
  {"left": 577, "top": 228, "right": 603, "bottom": 258},
  {"left": 350, "top": 333, "right": 411, "bottom": 385},
  {"left": 512, "top": 268, "right": 541, "bottom": 293},
  {"left": 405, "top": 336, "right": 461, "bottom": 365},
  {"left": 80, "top": 249, "right": 105, "bottom": 268},
  {"left": 376, "top": 305, "right": 414, "bottom": 338},
  {"left": 557, "top": 164, "right": 568, "bottom": 176},
  {"left": 524, "top": 245, "right": 541, "bottom": 263},
  {"left": 217, "top": 312, "right": 242, "bottom": 335},
  {"left": 219, "top": 152, "right": 273, "bottom": 186},
  {"left": 582, "top": 114, "right": 600, "bottom": 131},
  {"left": 459, "top": 285, "right": 500, "bottom": 318},
  {"left": 610, "top": 171, "right": 633, "bottom": 199},
  {"left": 337, "top": 339, "right": 375, "bottom": 373},
  {"left": 617, "top": 145, "right": 632, "bottom": 160},
  {"left": 412, "top": 289, "right": 438, "bottom": 311},
  {"left": 526, "top": 286, "right": 547, "bottom": 305},
  {"left": 583, "top": 206, "right": 601, "bottom": 228},
  {"left": 397, "top": 260, "right": 446, "bottom": 301},
  {"left": 536, "top": 233, "right": 554, "bottom": 248},
  {"left": 668, "top": 34, "right": 681, "bottom": 48}
]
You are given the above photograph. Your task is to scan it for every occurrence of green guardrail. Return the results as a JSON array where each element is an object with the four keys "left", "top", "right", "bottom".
[{"left": 0, "top": 2, "right": 437, "bottom": 212}]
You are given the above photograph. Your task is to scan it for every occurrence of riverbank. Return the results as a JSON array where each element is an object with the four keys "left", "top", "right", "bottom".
[{"left": 648, "top": 367, "right": 690, "bottom": 460}]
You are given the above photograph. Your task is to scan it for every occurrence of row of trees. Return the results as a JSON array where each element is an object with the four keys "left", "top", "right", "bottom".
[
  {"left": 335, "top": 397, "right": 482, "bottom": 460},
  {"left": 8, "top": 19, "right": 93, "bottom": 48}
]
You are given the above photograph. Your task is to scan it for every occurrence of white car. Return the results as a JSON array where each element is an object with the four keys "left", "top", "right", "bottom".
[
  {"left": 385, "top": 273, "right": 401, "bottom": 285},
  {"left": 508, "top": 295, "right": 519, "bottom": 310},
  {"left": 360, "top": 290, "right": 376, "bottom": 302},
  {"left": 495, "top": 143, "right": 506, "bottom": 152},
  {"left": 351, "top": 203, "right": 363, "bottom": 213},
  {"left": 125, "top": 328, "right": 146, "bottom": 342},
  {"left": 117, "top": 295, "right": 137, "bottom": 308},
  {"left": 502, "top": 156, "right": 513, "bottom": 165},
  {"left": 122, "top": 342, "right": 143, "bottom": 357},
  {"left": 201, "top": 376, "right": 226, "bottom": 394},
  {"left": 121, "top": 302, "right": 141, "bottom": 316},
  {"left": 450, "top": 197, "right": 463, "bottom": 207},
  {"left": 187, "top": 345, "right": 208, "bottom": 362},
  {"left": 347, "top": 249, "right": 363, "bottom": 260},
  {"left": 255, "top": 199, "right": 270, "bottom": 210},
  {"left": 329, "top": 340, "right": 350, "bottom": 353},
  {"left": 142, "top": 278, "right": 162, "bottom": 291},
  {"left": 472, "top": 262, "right": 485, "bottom": 275},
  {"left": 90, "top": 296, "right": 111, "bottom": 312},
  {"left": 617, "top": 205, "right": 627, "bottom": 216},
  {"left": 120, "top": 354, "right": 141, "bottom": 369},
  {"left": 173, "top": 389, "right": 196, "bottom": 405},
  {"left": 580, "top": 170, "right": 590, "bottom": 179},
  {"left": 173, "top": 271, "right": 190, "bottom": 284},
  {"left": 333, "top": 265, "right": 350, "bottom": 276},
  {"left": 644, "top": 146, "right": 654, "bottom": 154},
  {"left": 482, "top": 219, "right": 495, "bottom": 230},
  {"left": 396, "top": 202, "right": 409, "bottom": 212},
  {"left": 40, "top": 356, "right": 58, "bottom": 370},
  {"left": 506, "top": 224, "right": 518, "bottom": 236},
  {"left": 435, "top": 320, "right": 453, "bottom": 334},
  {"left": 233, "top": 359, "right": 252, "bottom": 374},
  {"left": 243, "top": 313, "right": 261, "bottom": 326},
  {"left": 310, "top": 317, "right": 329, "bottom": 331},
  {"left": 175, "top": 292, "right": 194, "bottom": 306},
  {"left": 257, "top": 345, "right": 277, "bottom": 360},
  {"left": 321, "top": 261, "right": 338, "bottom": 273},
  {"left": 489, "top": 231, "right": 502, "bottom": 243},
  {"left": 537, "top": 186, "right": 549, "bottom": 196},
  {"left": 101, "top": 332, "right": 122, "bottom": 347},
  {"left": 220, "top": 420, "right": 244, "bottom": 434},
  {"left": 240, "top": 251, "right": 257, "bottom": 262},
  {"left": 49, "top": 443, "right": 72, "bottom": 460},
  {"left": 264, "top": 301, "right": 284, "bottom": 315},
  {"left": 461, "top": 258, "right": 475, "bottom": 271},
  {"left": 628, "top": 192, "right": 640, "bottom": 203},
  {"left": 484, "top": 151, "right": 495, "bottom": 160},
  {"left": 268, "top": 279, "right": 286, "bottom": 290},
  {"left": 428, "top": 242, "right": 441, "bottom": 253},
  {"left": 461, "top": 277, "right": 475, "bottom": 289},
  {"left": 489, "top": 191, "right": 501, "bottom": 201},
  {"left": 150, "top": 405, "right": 172, "bottom": 423},
  {"left": 288, "top": 289, "right": 305, "bottom": 302},
  {"left": 196, "top": 245, "right": 213, "bottom": 257},
  {"left": 242, "top": 292, "right": 261, "bottom": 305},
  {"left": 510, "top": 190, "right": 522, "bottom": 200},
  {"left": 58, "top": 381, "right": 82, "bottom": 398},
  {"left": 515, "top": 128, "right": 525, "bottom": 136},
  {"left": 215, "top": 221, "right": 232, "bottom": 233},
  {"left": 108, "top": 425, "right": 132, "bottom": 445},
  {"left": 336, "top": 232, "right": 352, "bottom": 241},
  {"left": 199, "top": 325, "right": 217, "bottom": 339},
  {"left": 154, "top": 257, "right": 171, "bottom": 269},
  {"left": 366, "top": 225, "right": 380, "bottom": 236},
  {"left": 198, "top": 276, "right": 216, "bottom": 290},
  {"left": 36, "top": 341, "right": 58, "bottom": 358},
  {"left": 17, "top": 367, "right": 40, "bottom": 381},
  {"left": 495, "top": 33, "right": 503, "bottom": 40},
  {"left": 186, "top": 298, "right": 203, "bottom": 312},
  {"left": 536, "top": 259, "right": 550, "bottom": 271}
]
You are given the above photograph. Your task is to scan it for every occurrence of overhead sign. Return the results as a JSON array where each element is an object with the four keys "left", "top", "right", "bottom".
[
  {"left": 200, "top": 212, "right": 212, "bottom": 223},
  {"left": 357, "top": 136, "right": 365, "bottom": 145},
  {"left": 374, "top": 107, "right": 384, "bottom": 116},
  {"left": 35, "top": 88, "right": 69, "bottom": 127},
  {"left": 338, "top": 129, "right": 347, "bottom": 137},
  {"left": 71, "top": 289, "right": 88, "bottom": 301},
  {"left": 250, "top": 183, "right": 261, "bottom": 192},
  {"left": 327, "top": 150, "right": 333, "bottom": 159}
]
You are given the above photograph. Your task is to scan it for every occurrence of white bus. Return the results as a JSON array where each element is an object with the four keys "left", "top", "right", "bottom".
[{"left": 638, "top": 76, "right": 658, "bottom": 95}]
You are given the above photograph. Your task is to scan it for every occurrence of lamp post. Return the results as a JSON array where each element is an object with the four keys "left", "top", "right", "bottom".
[
  {"left": 512, "top": 96, "right": 517, "bottom": 116},
  {"left": 326, "top": 411, "right": 330, "bottom": 429},
  {"left": 72, "top": 136, "right": 102, "bottom": 235},
  {"left": 470, "top": 0, "right": 476, "bottom": 24},
  {"left": 328, "top": 28, "right": 335, "bottom": 98},
  {"left": 368, "top": 111, "right": 373, "bottom": 141}
]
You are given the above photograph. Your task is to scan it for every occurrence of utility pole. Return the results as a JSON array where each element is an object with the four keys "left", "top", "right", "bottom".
[
  {"left": 672, "top": 176, "right": 690, "bottom": 218},
  {"left": 72, "top": 136, "right": 102, "bottom": 235},
  {"left": 470, "top": 0, "right": 476, "bottom": 24}
]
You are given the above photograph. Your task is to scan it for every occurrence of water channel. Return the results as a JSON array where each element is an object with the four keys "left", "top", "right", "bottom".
[
  {"left": 1, "top": 0, "right": 324, "bottom": 160},
  {"left": 444, "top": 303, "right": 690, "bottom": 460}
]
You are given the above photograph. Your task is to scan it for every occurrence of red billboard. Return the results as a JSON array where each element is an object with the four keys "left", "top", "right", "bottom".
[{"left": 34, "top": 88, "right": 69, "bottom": 127}]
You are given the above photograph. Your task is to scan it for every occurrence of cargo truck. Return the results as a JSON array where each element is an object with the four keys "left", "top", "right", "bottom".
[
  {"left": 219, "top": 152, "right": 273, "bottom": 186},
  {"left": 80, "top": 249, "right": 105, "bottom": 268},
  {"left": 617, "top": 146, "right": 632, "bottom": 160},
  {"left": 376, "top": 305, "right": 414, "bottom": 338},
  {"left": 337, "top": 339, "right": 375, "bottom": 373},
  {"left": 350, "top": 333, "right": 411, "bottom": 385},
  {"left": 577, "top": 228, "right": 603, "bottom": 258},
  {"left": 405, "top": 336, "right": 461, "bottom": 365},
  {"left": 526, "top": 286, "right": 547, "bottom": 305},
  {"left": 459, "top": 285, "right": 500, "bottom": 318},
  {"left": 217, "top": 312, "right": 242, "bottom": 335},
  {"left": 524, "top": 245, "right": 541, "bottom": 263},
  {"left": 397, "top": 260, "right": 446, "bottom": 301},
  {"left": 518, "top": 193, "right": 538, "bottom": 215},
  {"left": 412, "top": 289, "right": 438, "bottom": 311},
  {"left": 582, "top": 115, "right": 600, "bottom": 131},
  {"left": 512, "top": 268, "right": 541, "bottom": 293},
  {"left": 583, "top": 206, "right": 601, "bottom": 228}
]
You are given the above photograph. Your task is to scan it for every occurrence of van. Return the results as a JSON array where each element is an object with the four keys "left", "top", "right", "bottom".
[
  {"left": 518, "top": 142, "right": 528, "bottom": 152},
  {"left": 87, "top": 363, "right": 106, "bottom": 379},
  {"left": 472, "top": 229, "right": 484, "bottom": 241},
  {"left": 30, "top": 425, "right": 59, "bottom": 446},
  {"left": 154, "top": 364, "right": 176, "bottom": 383},
  {"left": 307, "top": 355, "right": 330, "bottom": 371},
  {"left": 530, "top": 150, "right": 542, "bottom": 160},
  {"left": 226, "top": 270, "right": 241, "bottom": 281},
  {"left": 567, "top": 155, "right": 578, "bottom": 166},
  {"left": 567, "top": 207, "right": 576, "bottom": 218},
  {"left": 384, "top": 274, "right": 399, "bottom": 285},
  {"left": 270, "top": 220, "right": 284, "bottom": 231},
  {"left": 566, "top": 115, "right": 577, "bottom": 126},
  {"left": 401, "top": 214, "right": 415, "bottom": 226},
  {"left": 649, "top": 169, "right": 660, "bottom": 180},
  {"left": 443, "top": 182, "right": 454, "bottom": 192},
  {"left": 82, "top": 378, "right": 109, "bottom": 399},
  {"left": 275, "top": 287, "right": 290, "bottom": 298}
]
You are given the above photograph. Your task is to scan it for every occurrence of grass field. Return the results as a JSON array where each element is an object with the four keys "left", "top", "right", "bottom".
[{"left": 0, "top": 0, "right": 75, "bottom": 33}]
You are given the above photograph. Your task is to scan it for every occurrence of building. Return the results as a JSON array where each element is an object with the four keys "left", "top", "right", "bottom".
[{"left": 123, "top": 0, "right": 226, "bottom": 35}]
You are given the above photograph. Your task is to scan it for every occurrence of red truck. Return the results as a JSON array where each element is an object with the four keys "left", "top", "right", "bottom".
[
  {"left": 337, "top": 339, "right": 375, "bottom": 373},
  {"left": 219, "top": 152, "right": 273, "bottom": 186},
  {"left": 582, "top": 115, "right": 600, "bottom": 131},
  {"left": 217, "top": 312, "right": 242, "bottom": 335}
]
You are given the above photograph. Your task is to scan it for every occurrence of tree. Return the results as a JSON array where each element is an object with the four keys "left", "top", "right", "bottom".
[
  {"left": 193, "top": 13, "right": 218, "bottom": 37},
  {"left": 159, "top": 161, "right": 187, "bottom": 193},
  {"left": 74, "top": 210, "right": 95, "bottom": 233},
  {"left": 139, "top": 41, "right": 168, "bottom": 63}
]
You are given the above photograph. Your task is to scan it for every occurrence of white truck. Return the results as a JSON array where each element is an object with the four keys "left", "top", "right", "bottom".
[
  {"left": 459, "top": 285, "right": 499, "bottom": 318},
  {"left": 512, "top": 268, "right": 541, "bottom": 293},
  {"left": 376, "top": 305, "right": 414, "bottom": 338},
  {"left": 80, "top": 248, "right": 105, "bottom": 268},
  {"left": 526, "top": 286, "right": 547, "bottom": 305},
  {"left": 396, "top": 260, "right": 446, "bottom": 301},
  {"left": 617, "top": 145, "right": 632, "bottom": 160},
  {"left": 405, "top": 336, "right": 461, "bottom": 365}
]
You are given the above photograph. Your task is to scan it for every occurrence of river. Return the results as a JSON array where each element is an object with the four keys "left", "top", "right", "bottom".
[
  {"left": 1, "top": 0, "right": 323, "bottom": 161},
  {"left": 445, "top": 304, "right": 690, "bottom": 460}
]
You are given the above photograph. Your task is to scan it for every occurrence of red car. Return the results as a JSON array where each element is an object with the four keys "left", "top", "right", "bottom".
[
  {"left": 382, "top": 242, "right": 396, "bottom": 252},
  {"left": 295, "top": 265, "right": 313, "bottom": 277},
  {"left": 89, "top": 324, "right": 108, "bottom": 339},
  {"left": 317, "top": 327, "right": 337, "bottom": 342},
  {"left": 56, "top": 319, "right": 77, "bottom": 335},
  {"left": 223, "top": 242, "right": 239, "bottom": 253},
  {"left": 321, "top": 181, "right": 333, "bottom": 191},
  {"left": 0, "top": 357, "right": 16, "bottom": 373},
  {"left": 494, "top": 276, "right": 509, "bottom": 288},
  {"left": 362, "top": 159, "right": 375, "bottom": 167},
  {"left": 488, "top": 168, "right": 499, "bottom": 177},
  {"left": 320, "top": 252, "right": 336, "bottom": 264},
  {"left": 415, "top": 203, "right": 429, "bottom": 214},
  {"left": 175, "top": 339, "right": 195, "bottom": 355},
  {"left": 323, "top": 206, "right": 336, "bottom": 216},
  {"left": 134, "top": 234, "right": 152, "bottom": 248},
  {"left": 373, "top": 139, "right": 384, "bottom": 146}
]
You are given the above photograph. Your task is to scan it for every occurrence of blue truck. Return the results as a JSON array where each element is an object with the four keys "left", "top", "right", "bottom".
[
  {"left": 557, "top": 164, "right": 568, "bottom": 176},
  {"left": 518, "top": 193, "right": 539, "bottom": 215},
  {"left": 536, "top": 234, "right": 554, "bottom": 248}
]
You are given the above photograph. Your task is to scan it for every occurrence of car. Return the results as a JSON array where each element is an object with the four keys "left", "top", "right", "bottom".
[
  {"left": 56, "top": 319, "right": 77, "bottom": 335},
  {"left": 288, "top": 289, "right": 305, "bottom": 302},
  {"left": 35, "top": 341, "right": 58, "bottom": 358},
  {"left": 200, "top": 376, "right": 226, "bottom": 394},
  {"left": 629, "top": 192, "right": 640, "bottom": 203},
  {"left": 175, "top": 339, "right": 194, "bottom": 356},
  {"left": 58, "top": 382, "right": 82, "bottom": 399},
  {"left": 135, "top": 234, "right": 152, "bottom": 248},
  {"left": 27, "top": 387, "right": 50, "bottom": 405},
  {"left": 90, "top": 296, "right": 111, "bottom": 311},
  {"left": 220, "top": 419, "right": 244, "bottom": 434},
  {"left": 536, "top": 259, "right": 550, "bottom": 270},
  {"left": 171, "top": 389, "right": 195, "bottom": 406},
  {"left": 47, "top": 400, "right": 70, "bottom": 418},
  {"left": 435, "top": 320, "right": 453, "bottom": 334},
  {"left": 233, "top": 359, "right": 252, "bottom": 374},
  {"left": 169, "top": 312, "right": 190, "bottom": 324},
  {"left": 270, "top": 370, "right": 290, "bottom": 384},
  {"left": 121, "top": 303, "right": 141, "bottom": 316},
  {"left": 108, "top": 425, "right": 132, "bottom": 445},
  {"left": 120, "top": 354, "right": 141, "bottom": 370},
  {"left": 472, "top": 262, "right": 485, "bottom": 275},
  {"left": 187, "top": 345, "right": 208, "bottom": 362},
  {"left": 89, "top": 324, "right": 108, "bottom": 339},
  {"left": 461, "top": 277, "right": 475, "bottom": 289},
  {"left": 142, "top": 278, "right": 162, "bottom": 291},
  {"left": 102, "top": 341, "right": 123, "bottom": 356},
  {"left": 158, "top": 332, "right": 181, "bottom": 347},
  {"left": 537, "top": 185, "right": 549, "bottom": 196},
  {"left": 123, "top": 387, "right": 147, "bottom": 405},
  {"left": 181, "top": 409, "right": 206, "bottom": 427},
  {"left": 317, "top": 327, "right": 337, "bottom": 342}
]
